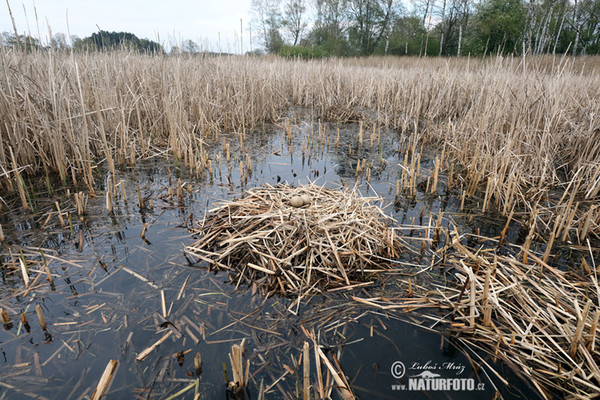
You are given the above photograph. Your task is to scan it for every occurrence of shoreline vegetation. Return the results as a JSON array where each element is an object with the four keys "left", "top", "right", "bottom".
[{"left": 1, "top": 47, "right": 600, "bottom": 398}]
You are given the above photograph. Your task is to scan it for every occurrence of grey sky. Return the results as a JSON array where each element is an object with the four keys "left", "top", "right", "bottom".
[{"left": 2, "top": 0, "right": 253, "bottom": 52}]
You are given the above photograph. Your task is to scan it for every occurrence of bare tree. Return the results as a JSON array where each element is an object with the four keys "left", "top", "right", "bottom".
[
  {"left": 283, "top": 0, "right": 308, "bottom": 45},
  {"left": 251, "top": 0, "right": 284, "bottom": 52}
]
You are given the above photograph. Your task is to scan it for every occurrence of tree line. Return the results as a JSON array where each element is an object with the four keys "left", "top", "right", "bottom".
[
  {"left": 251, "top": 0, "right": 600, "bottom": 57},
  {"left": 1, "top": 30, "right": 163, "bottom": 53},
  {"left": 3, "top": 0, "right": 599, "bottom": 58}
]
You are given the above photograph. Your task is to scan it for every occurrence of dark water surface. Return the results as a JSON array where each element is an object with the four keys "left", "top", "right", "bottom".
[{"left": 0, "top": 120, "right": 543, "bottom": 399}]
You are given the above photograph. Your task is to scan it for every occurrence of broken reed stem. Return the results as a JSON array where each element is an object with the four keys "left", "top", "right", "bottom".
[
  {"left": 9, "top": 146, "right": 29, "bottom": 211},
  {"left": 19, "top": 258, "right": 29, "bottom": 287},
  {"left": 35, "top": 304, "right": 46, "bottom": 330},
  {"left": 136, "top": 331, "right": 173, "bottom": 362},
  {"left": 0, "top": 309, "right": 11, "bottom": 326},
  {"left": 160, "top": 289, "right": 167, "bottom": 318},
  {"left": 120, "top": 180, "right": 127, "bottom": 203},
  {"left": 194, "top": 352, "right": 202, "bottom": 377},
  {"left": 303, "top": 341, "right": 310, "bottom": 400},
  {"left": 141, "top": 223, "right": 149, "bottom": 241},
  {"left": 106, "top": 178, "right": 114, "bottom": 213},
  {"left": 137, "top": 186, "right": 143, "bottom": 209},
  {"left": 228, "top": 342, "right": 247, "bottom": 393},
  {"left": 74, "top": 191, "right": 88, "bottom": 218},
  {"left": 482, "top": 266, "right": 492, "bottom": 326},
  {"left": 41, "top": 254, "right": 54, "bottom": 285},
  {"left": 91, "top": 359, "right": 118, "bottom": 400},
  {"left": 316, "top": 346, "right": 354, "bottom": 400},
  {"left": 570, "top": 300, "right": 592, "bottom": 357},
  {"left": 55, "top": 201, "right": 66, "bottom": 227}
]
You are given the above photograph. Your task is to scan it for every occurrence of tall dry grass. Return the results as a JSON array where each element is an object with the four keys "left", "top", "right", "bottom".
[{"left": 0, "top": 49, "right": 599, "bottom": 240}]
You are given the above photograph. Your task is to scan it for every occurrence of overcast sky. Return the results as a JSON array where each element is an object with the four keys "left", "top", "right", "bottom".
[{"left": 1, "top": 0, "right": 253, "bottom": 52}]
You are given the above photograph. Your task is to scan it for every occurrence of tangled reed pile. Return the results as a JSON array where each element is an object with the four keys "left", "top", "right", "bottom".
[
  {"left": 444, "top": 236, "right": 600, "bottom": 398},
  {"left": 185, "top": 184, "right": 402, "bottom": 295}
]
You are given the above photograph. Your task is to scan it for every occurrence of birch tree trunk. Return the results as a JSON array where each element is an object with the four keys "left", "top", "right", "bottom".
[{"left": 457, "top": 23, "right": 463, "bottom": 56}]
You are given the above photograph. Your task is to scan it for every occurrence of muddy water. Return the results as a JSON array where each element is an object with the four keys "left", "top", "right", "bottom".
[{"left": 0, "top": 120, "right": 541, "bottom": 399}]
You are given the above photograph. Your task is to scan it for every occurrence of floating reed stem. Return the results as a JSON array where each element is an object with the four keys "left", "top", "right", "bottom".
[
  {"left": 303, "top": 341, "right": 310, "bottom": 400},
  {"left": 136, "top": 331, "right": 173, "bottom": 362},
  {"left": 17, "top": 257, "right": 29, "bottom": 288},
  {"left": 91, "top": 360, "right": 118, "bottom": 400}
]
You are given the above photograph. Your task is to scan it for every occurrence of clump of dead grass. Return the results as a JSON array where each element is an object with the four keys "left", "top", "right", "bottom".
[{"left": 184, "top": 183, "right": 402, "bottom": 296}]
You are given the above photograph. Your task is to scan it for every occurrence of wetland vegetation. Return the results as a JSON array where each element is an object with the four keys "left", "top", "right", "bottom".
[{"left": 0, "top": 47, "right": 599, "bottom": 399}]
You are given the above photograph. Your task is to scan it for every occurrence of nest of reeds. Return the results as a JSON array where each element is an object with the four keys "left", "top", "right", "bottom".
[
  {"left": 185, "top": 184, "right": 402, "bottom": 296},
  {"left": 322, "top": 104, "right": 364, "bottom": 123}
]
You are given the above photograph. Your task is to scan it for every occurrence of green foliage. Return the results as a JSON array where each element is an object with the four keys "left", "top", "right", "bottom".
[
  {"left": 473, "top": 0, "right": 526, "bottom": 54},
  {"left": 1, "top": 32, "right": 43, "bottom": 51},
  {"left": 383, "top": 16, "right": 426, "bottom": 56},
  {"left": 266, "top": 28, "right": 285, "bottom": 54},
  {"left": 73, "top": 31, "right": 163, "bottom": 53},
  {"left": 279, "top": 44, "right": 324, "bottom": 58}
]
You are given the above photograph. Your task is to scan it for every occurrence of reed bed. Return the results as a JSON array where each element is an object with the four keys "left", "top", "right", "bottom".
[
  {"left": 374, "top": 225, "right": 600, "bottom": 399},
  {"left": 185, "top": 183, "right": 402, "bottom": 296},
  {"left": 1, "top": 50, "right": 599, "bottom": 242}
]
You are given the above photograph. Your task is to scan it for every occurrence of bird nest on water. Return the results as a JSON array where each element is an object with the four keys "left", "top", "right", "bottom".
[{"left": 185, "top": 183, "right": 403, "bottom": 296}]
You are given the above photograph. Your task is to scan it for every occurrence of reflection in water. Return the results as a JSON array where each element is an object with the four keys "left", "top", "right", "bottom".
[{"left": 0, "top": 119, "right": 544, "bottom": 399}]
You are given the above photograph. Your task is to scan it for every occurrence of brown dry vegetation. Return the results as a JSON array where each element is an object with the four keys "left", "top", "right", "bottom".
[
  {"left": 1, "top": 49, "right": 599, "bottom": 241},
  {"left": 1, "top": 49, "right": 600, "bottom": 398}
]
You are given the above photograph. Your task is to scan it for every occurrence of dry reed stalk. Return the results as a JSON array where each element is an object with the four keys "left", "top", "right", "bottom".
[
  {"left": 91, "top": 360, "right": 118, "bottom": 400},
  {"left": 55, "top": 201, "right": 66, "bottom": 227},
  {"left": 19, "top": 258, "right": 29, "bottom": 287},
  {"left": 426, "top": 232, "right": 600, "bottom": 398},
  {"left": 315, "top": 346, "right": 354, "bottom": 400},
  {"left": 140, "top": 223, "right": 149, "bottom": 241},
  {"left": 35, "top": 304, "right": 46, "bottom": 330},
  {"left": 106, "top": 178, "right": 114, "bottom": 213},
  {"left": 136, "top": 331, "right": 173, "bottom": 362},
  {"left": 120, "top": 180, "right": 127, "bottom": 204},
  {"left": 74, "top": 191, "right": 87, "bottom": 217},
  {"left": 8, "top": 147, "right": 29, "bottom": 211},
  {"left": 431, "top": 156, "right": 440, "bottom": 194},
  {"left": 227, "top": 342, "right": 248, "bottom": 393},
  {"left": 303, "top": 341, "right": 310, "bottom": 400},
  {"left": 194, "top": 352, "right": 202, "bottom": 377},
  {"left": 0, "top": 309, "right": 10, "bottom": 326},
  {"left": 136, "top": 186, "right": 143, "bottom": 209}
]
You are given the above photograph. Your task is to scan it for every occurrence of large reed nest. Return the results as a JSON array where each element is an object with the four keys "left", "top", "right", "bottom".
[{"left": 185, "top": 184, "right": 402, "bottom": 295}]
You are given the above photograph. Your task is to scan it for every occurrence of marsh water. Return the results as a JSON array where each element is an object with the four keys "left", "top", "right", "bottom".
[{"left": 0, "top": 118, "right": 545, "bottom": 399}]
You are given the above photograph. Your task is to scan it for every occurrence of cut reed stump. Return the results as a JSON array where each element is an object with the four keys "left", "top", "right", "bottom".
[{"left": 185, "top": 184, "right": 403, "bottom": 296}]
